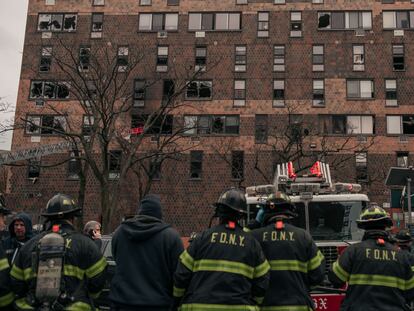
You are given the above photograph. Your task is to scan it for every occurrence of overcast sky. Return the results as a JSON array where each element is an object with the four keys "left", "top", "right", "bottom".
[{"left": 0, "top": 0, "right": 28, "bottom": 150}]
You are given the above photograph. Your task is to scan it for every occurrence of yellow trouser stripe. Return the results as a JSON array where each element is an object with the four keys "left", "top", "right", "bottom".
[
  {"left": 180, "top": 303, "right": 259, "bottom": 311},
  {"left": 0, "top": 292, "right": 13, "bottom": 307},
  {"left": 0, "top": 258, "right": 9, "bottom": 271},
  {"left": 15, "top": 297, "right": 34, "bottom": 310}
]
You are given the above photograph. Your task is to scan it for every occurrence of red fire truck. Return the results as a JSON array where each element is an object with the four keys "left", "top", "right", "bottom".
[{"left": 245, "top": 162, "right": 370, "bottom": 311}]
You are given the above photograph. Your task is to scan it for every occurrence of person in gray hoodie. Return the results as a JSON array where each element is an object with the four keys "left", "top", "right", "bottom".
[{"left": 109, "top": 194, "right": 184, "bottom": 311}]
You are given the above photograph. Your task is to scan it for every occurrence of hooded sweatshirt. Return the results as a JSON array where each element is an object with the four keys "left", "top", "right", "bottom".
[
  {"left": 2, "top": 213, "right": 33, "bottom": 264},
  {"left": 109, "top": 208, "right": 184, "bottom": 309}
]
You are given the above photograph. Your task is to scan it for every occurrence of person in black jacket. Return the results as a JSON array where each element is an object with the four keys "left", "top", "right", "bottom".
[
  {"left": 329, "top": 205, "right": 414, "bottom": 310},
  {"left": 0, "top": 244, "right": 13, "bottom": 310},
  {"left": 10, "top": 194, "right": 107, "bottom": 311},
  {"left": 109, "top": 194, "right": 184, "bottom": 311},
  {"left": 173, "top": 188, "right": 270, "bottom": 311},
  {"left": 2, "top": 212, "right": 33, "bottom": 265},
  {"left": 251, "top": 191, "right": 325, "bottom": 310}
]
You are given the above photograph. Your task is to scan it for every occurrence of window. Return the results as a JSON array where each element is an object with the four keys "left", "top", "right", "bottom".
[
  {"left": 234, "top": 80, "right": 246, "bottom": 107},
  {"left": 28, "top": 159, "right": 41, "bottom": 179},
  {"left": 25, "top": 115, "right": 66, "bottom": 135},
  {"left": 190, "top": 151, "right": 203, "bottom": 179},
  {"left": 184, "top": 115, "right": 239, "bottom": 135},
  {"left": 109, "top": 150, "right": 121, "bottom": 179},
  {"left": 355, "top": 152, "right": 368, "bottom": 183},
  {"left": 393, "top": 44, "right": 404, "bottom": 71},
  {"left": 186, "top": 81, "right": 212, "bottom": 99},
  {"left": 188, "top": 13, "right": 241, "bottom": 31},
  {"left": 131, "top": 114, "right": 173, "bottom": 135},
  {"left": 195, "top": 46, "right": 207, "bottom": 72},
  {"left": 29, "top": 81, "right": 69, "bottom": 100},
  {"left": 117, "top": 46, "right": 128, "bottom": 71},
  {"left": 397, "top": 152, "right": 409, "bottom": 167},
  {"left": 312, "top": 45, "right": 324, "bottom": 71},
  {"left": 385, "top": 79, "right": 397, "bottom": 107},
  {"left": 156, "top": 46, "right": 168, "bottom": 72},
  {"left": 39, "top": 46, "right": 52, "bottom": 72},
  {"left": 290, "top": 12, "right": 302, "bottom": 37},
  {"left": 79, "top": 47, "right": 91, "bottom": 71},
  {"left": 46, "top": 0, "right": 55, "bottom": 5},
  {"left": 139, "top": 13, "right": 178, "bottom": 31},
  {"left": 162, "top": 79, "right": 175, "bottom": 105},
  {"left": 140, "top": 0, "right": 151, "bottom": 5},
  {"left": 133, "top": 79, "right": 146, "bottom": 107},
  {"left": 346, "top": 80, "right": 374, "bottom": 99},
  {"left": 274, "top": 0, "right": 286, "bottom": 4},
  {"left": 313, "top": 79, "right": 325, "bottom": 107},
  {"left": 312, "top": 0, "right": 323, "bottom": 3},
  {"left": 232, "top": 151, "right": 244, "bottom": 179},
  {"left": 93, "top": 0, "right": 105, "bottom": 5},
  {"left": 255, "top": 114, "right": 268, "bottom": 143},
  {"left": 320, "top": 115, "right": 374, "bottom": 135},
  {"left": 273, "top": 80, "right": 285, "bottom": 107},
  {"left": 86, "top": 81, "right": 97, "bottom": 100},
  {"left": 235, "top": 45, "right": 246, "bottom": 72},
  {"left": 318, "top": 11, "right": 372, "bottom": 30},
  {"left": 346, "top": 116, "right": 374, "bottom": 134},
  {"left": 353, "top": 45, "right": 365, "bottom": 71},
  {"left": 258, "top": 12, "right": 269, "bottom": 37},
  {"left": 167, "top": 0, "right": 179, "bottom": 5},
  {"left": 38, "top": 13, "right": 78, "bottom": 32},
  {"left": 68, "top": 151, "right": 81, "bottom": 179},
  {"left": 383, "top": 11, "right": 414, "bottom": 29},
  {"left": 387, "top": 115, "right": 414, "bottom": 135},
  {"left": 273, "top": 45, "right": 285, "bottom": 72},
  {"left": 82, "top": 115, "right": 94, "bottom": 137},
  {"left": 91, "top": 13, "right": 103, "bottom": 37},
  {"left": 237, "top": 0, "right": 248, "bottom": 4}
]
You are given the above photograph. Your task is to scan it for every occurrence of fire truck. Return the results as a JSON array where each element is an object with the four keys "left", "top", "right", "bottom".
[{"left": 245, "top": 161, "right": 369, "bottom": 311}]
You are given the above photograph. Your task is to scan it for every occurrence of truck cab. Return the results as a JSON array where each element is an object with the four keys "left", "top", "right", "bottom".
[{"left": 246, "top": 161, "right": 369, "bottom": 311}]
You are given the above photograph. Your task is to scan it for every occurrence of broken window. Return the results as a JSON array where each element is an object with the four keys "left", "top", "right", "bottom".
[
  {"left": 186, "top": 81, "right": 212, "bottom": 99},
  {"left": 195, "top": 46, "right": 207, "bottom": 72},
  {"left": 91, "top": 13, "right": 103, "bottom": 33},
  {"left": 26, "top": 116, "right": 41, "bottom": 135},
  {"left": 393, "top": 44, "right": 405, "bottom": 71},
  {"left": 117, "top": 46, "right": 129, "bottom": 70},
  {"left": 232, "top": 151, "right": 244, "bottom": 179},
  {"left": 162, "top": 79, "right": 175, "bottom": 105},
  {"left": 38, "top": 13, "right": 77, "bottom": 32},
  {"left": 355, "top": 152, "right": 368, "bottom": 183},
  {"left": 133, "top": 79, "right": 146, "bottom": 107},
  {"left": 30, "top": 81, "right": 69, "bottom": 100},
  {"left": 39, "top": 46, "right": 52, "bottom": 72},
  {"left": 79, "top": 47, "right": 91, "bottom": 71},
  {"left": 402, "top": 116, "right": 414, "bottom": 134},
  {"left": 108, "top": 150, "right": 122, "bottom": 179},
  {"left": 68, "top": 151, "right": 81, "bottom": 179},
  {"left": 332, "top": 116, "right": 347, "bottom": 134},
  {"left": 183, "top": 115, "right": 239, "bottom": 135},
  {"left": 255, "top": 114, "right": 268, "bottom": 144},
  {"left": 190, "top": 151, "right": 203, "bottom": 179},
  {"left": 28, "top": 159, "right": 41, "bottom": 179},
  {"left": 82, "top": 115, "right": 94, "bottom": 137},
  {"left": 397, "top": 152, "right": 409, "bottom": 168},
  {"left": 131, "top": 114, "right": 173, "bottom": 135},
  {"left": 156, "top": 46, "right": 168, "bottom": 72},
  {"left": 318, "top": 11, "right": 372, "bottom": 29}
]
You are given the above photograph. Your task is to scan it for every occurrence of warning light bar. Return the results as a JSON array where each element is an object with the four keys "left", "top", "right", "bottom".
[
  {"left": 246, "top": 185, "right": 276, "bottom": 196},
  {"left": 333, "top": 183, "right": 362, "bottom": 193}
]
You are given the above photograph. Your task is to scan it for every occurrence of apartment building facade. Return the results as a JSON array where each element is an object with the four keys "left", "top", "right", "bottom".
[{"left": 7, "top": 0, "right": 414, "bottom": 234}]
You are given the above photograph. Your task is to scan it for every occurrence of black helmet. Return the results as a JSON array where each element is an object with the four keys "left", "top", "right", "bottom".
[
  {"left": 212, "top": 188, "right": 248, "bottom": 215},
  {"left": 0, "top": 194, "right": 11, "bottom": 216},
  {"left": 42, "top": 194, "right": 81, "bottom": 219},
  {"left": 266, "top": 192, "right": 297, "bottom": 218},
  {"left": 395, "top": 229, "right": 412, "bottom": 244},
  {"left": 356, "top": 205, "right": 393, "bottom": 230}
]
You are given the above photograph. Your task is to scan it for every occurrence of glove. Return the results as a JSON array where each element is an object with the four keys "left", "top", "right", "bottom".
[{"left": 255, "top": 208, "right": 265, "bottom": 224}]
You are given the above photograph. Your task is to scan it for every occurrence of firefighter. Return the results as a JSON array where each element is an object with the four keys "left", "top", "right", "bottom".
[
  {"left": 0, "top": 244, "right": 13, "bottom": 310},
  {"left": 395, "top": 229, "right": 414, "bottom": 266},
  {"left": 329, "top": 205, "right": 414, "bottom": 310},
  {"left": 251, "top": 191, "right": 325, "bottom": 310},
  {"left": 173, "top": 188, "right": 270, "bottom": 311},
  {"left": 10, "top": 193, "right": 107, "bottom": 311}
]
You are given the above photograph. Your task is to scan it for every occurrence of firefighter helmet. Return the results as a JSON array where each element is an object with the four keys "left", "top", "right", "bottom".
[
  {"left": 266, "top": 192, "right": 297, "bottom": 218},
  {"left": 212, "top": 188, "right": 248, "bottom": 215},
  {"left": 395, "top": 229, "right": 412, "bottom": 244},
  {"left": 42, "top": 194, "right": 81, "bottom": 219},
  {"left": 356, "top": 205, "right": 393, "bottom": 229}
]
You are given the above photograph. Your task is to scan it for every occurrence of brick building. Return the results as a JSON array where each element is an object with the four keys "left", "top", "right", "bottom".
[{"left": 6, "top": 0, "right": 414, "bottom": 234}]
